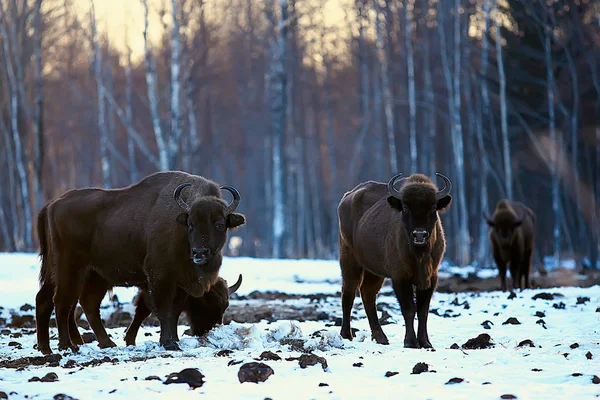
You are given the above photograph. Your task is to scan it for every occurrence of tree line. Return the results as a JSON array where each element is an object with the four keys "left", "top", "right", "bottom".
[{"left": 1, "top": 0, "right": 599, "bottom": 268}]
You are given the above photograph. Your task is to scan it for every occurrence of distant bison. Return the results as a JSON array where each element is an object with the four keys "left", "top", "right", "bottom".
[
  {"left": 35, "top": 171, "right": 245, "bottom": 353},
  {"left": 338, "top": 173, "right": 452, "bottom": 348},
  {"left": 125, "top": 274, "right": 243, "bottom": 346},
  {"left": 484, "top": 200, "right": 535, "bottom": 291}
]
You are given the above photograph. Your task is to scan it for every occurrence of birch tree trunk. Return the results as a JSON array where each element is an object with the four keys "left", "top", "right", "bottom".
[
  {"left": 142, "top": 0, "right": 169, "bottom": 170},
  {"left": 494, "top": 0, "right": 512, "bottom": 199},
  {"left": 422, "top": 17, "right": 436, "bottom": 177},
  {"left": 321, "top": 36, "right": 338, "bottom": 255},
  {"left": 438, "top": 0, "right": 469, "bottom": 265},
  {"left": 477, "top": 0, "right": 491, "bottom": 264},
  {"left": 405, "top": 0, "right": 417, "bottom": 173},
  {"left": 0, "top": 116, "right": 19, "bottom": 247},
  {"left": 375, "top": 4, "right": 398, "bottom": 174},
  {"left": 544, "top": 15, "right": 561, "bottom": 264},
  {"left": 0, "top": 11, "right": 33, "bottom": 250},
  {"left": 169, "top": 0, "right": 182, "bottom": 169},
  {"left": 89, "top": 2, "right": 111, "bottom": 188},
  {"left": 268, "top": 0, "right": 288, "bottom": 258},
  {"left": 32, "top": 0, "right": 44, "bottom": 210},
  {"left": 125, "top": 34, "right": 138, "bottom": 183}
]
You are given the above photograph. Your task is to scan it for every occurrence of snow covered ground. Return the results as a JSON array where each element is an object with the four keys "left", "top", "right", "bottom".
[{"left": 1, "top": 252, "right": 599, "bottom": 399}]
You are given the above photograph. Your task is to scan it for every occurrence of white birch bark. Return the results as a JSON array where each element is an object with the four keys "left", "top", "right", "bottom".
[
  {"left": 493, "top": 0, "right": 512, "bottom": 199},
  {"left": 89, "top": 2, "right": 110, "bottom": 188},
  {"left": 422, "top": 14, "right": 436, "bottom": 177},
  {"left": 268, "top": 0, "right": 288, "bottom": 258},
  {"left": 544, "top": 14, "right": 561, "bottom": 264},
  {"left": 142, "top": 0, "right": 169, "bottom": 170},
  {"left": 32, "top": 0, "right": 44, "bottom": 210},
  {"left": 0, "top": 9, "right": 33, "bottom": 249},
  {"left": 124, "top": 30, "right": 138, "bottom": 183},
  {"left": 437, "top": 0, "right": 469, "bottom": 265},
  {"left": 169, "top": 0, "right": 181, "bottom": 168},
  {"left": 0, "top": 115, "right": 19, "bottom": 247},
  {"left": 404, "top": 0, "right": 417, "bottom": 173},
  {"left": 477, "top": 0, "right": 491, "bottom": 264},
  {"left": 375, "top": 5, "right": 398, "bottom": 174}
]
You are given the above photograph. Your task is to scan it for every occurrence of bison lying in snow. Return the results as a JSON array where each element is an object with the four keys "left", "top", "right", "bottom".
[
  {"left": 338, "top": 173, "right": 452, "bottom": 348},
  {"left": 484, "top": 199, "right": 535, "bottom": 291},
  {"left": 35, "top": 171, "right": 245, "bottom": 352}
]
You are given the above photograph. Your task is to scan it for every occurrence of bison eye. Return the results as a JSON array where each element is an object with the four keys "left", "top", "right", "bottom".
[{"left": 215, "top": 222, "right": 225, "bottom": 231}]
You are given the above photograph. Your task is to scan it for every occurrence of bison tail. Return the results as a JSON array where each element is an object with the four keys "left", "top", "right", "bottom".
[{"left": 37, "top": 205, "right": 52, "bottom": 286}]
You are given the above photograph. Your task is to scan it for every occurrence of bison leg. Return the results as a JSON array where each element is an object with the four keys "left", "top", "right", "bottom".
[
  {"left": 124, "top": 291, "right": 152, "bottom": 347},
  {"left": 416, "top": 284, "right": 435, "bottom": 349},
  {"left": 79, "top": 273, "right": 116, "bottom": 349},
  {"left": 393, "top": 279, "right": 418, "bottom": 349},
  {"left": 360, "top": 270, "right": 388, "bottom": 345},
  {"left": 149, "top": 280, "right": 181, "bottom": 351},
  {"left": 495, "top": 257, "right": 508, "bottom": 292},
  {"left": 54, "top": 259, "right": 84, "bottom": 352},
  {"left": 522, "top": 249, "right": 533, "bottom": 290},
  {"left": 169, "top": 290, "right": 188, "bottom": 342},
  {"left": 35, "top": 280, "right": 55, "bottom": 355},
  {"left": 68, "top": 304, "right": 84, "bottom": 345},
  {"left": 509, "top": 262, "right": 520, "bottom": 291},
  {"left": 339, "top": 251, "right": 363, "bottom": 341}
]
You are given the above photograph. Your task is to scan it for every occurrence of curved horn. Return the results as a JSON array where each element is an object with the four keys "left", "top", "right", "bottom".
[
  {"left": 220, "top": 185, "right": 241, "bottom": 214},
  {"left": 482, "top": 212, "right": 494, "bottom": 225},
  {"left": 435, "top": 173, "right": 452, "bottom": 200},
  {"left": 387, "top": 172, "right": 406, "bottom": 198},
  {"left": 174, "top": 183, "right": 192, "bottom": 213},
  {"left": 227, "top": 274, "right": 243, "bottom": 296}
]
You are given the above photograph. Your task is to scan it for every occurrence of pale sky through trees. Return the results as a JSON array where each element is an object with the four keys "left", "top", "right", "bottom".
[{"left": 73, "top": 0, "right": 350, "bottom": 61}]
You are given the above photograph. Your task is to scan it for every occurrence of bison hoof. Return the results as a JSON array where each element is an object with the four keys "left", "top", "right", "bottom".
[
  {"left": 99, "top": 340, "right": 117, "bottom": 349},
  {"left": 403, "top": 338, "right": 419, "bottom": 349},
  {"left": 418, "top": 338, "right": 433, "bottom": 349},
  {"left": 372, "top": 332, "right": 389, "bottom": 345},
  {"left": 58, "top": 343, "right": 79, "bottom": 353},
  {"left": 38, "top": 347, "right": 53, "bottom": 355},
  {"left": 340, "top": 329, "right": 354, "bottom": 341},
  {"left": 162, "top": 341, "right": 182, "bottom": 351}
]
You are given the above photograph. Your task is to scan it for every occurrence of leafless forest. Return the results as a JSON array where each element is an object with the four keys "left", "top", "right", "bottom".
[{"left": 0, "top": 0, "right": 598, "bottom": 268}]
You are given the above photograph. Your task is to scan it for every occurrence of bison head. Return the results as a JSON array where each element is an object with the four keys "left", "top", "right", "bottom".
[
  {"left": 187, "top": 274, "right": 243, "bottom": 336},
  {"left": 386, "top": 173, "right": 452, "bottom": 249},
  {"left": 174, "top": 184, "right": 246, "bottom": 265},
  {"left": 484, "top": 210, "right": 522, "bottom": 249}
]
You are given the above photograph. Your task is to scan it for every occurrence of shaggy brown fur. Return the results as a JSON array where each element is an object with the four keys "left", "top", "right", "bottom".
[
  {"left": 485, "top": 199, "right": 536, "bottom": 291},
  {"left": 338, "top": 173, "right": 452, "bottom": 348},
  {"left": 124, "top": 274, "right": 242, "bottom": 346},
  {"left": 35, "top": 171, "right": 245, "bottom": 353}
]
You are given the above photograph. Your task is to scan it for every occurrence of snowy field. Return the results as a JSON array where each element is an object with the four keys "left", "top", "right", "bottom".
[{"left": 0, "top": 252, "right": 599, "bottom": 399}]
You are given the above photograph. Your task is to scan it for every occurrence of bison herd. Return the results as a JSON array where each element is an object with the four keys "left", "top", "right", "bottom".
[{"left": 34, "top": 170, "right": 536, "bottom": 353}]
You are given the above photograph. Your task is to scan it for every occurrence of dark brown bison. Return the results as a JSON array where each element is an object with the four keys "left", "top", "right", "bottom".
[
  {"left": 124, "top": 274, "right": 243, "bottom": 346},
  {"left": 35, "top": 271, "right": 242, "bottom": 353},
  {"left": 338, "top": 173, "right": 452, "bottom": 348},
  {"left": 484, "top": 199, "right": 536, "bottom": 291},
  {"left": 35, "top": 171, "right": 245, "bottom": 352}
]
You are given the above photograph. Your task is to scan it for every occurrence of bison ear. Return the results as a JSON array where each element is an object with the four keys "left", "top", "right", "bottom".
[
  {"left": 176, "top": 213, "right": 188, "bottom": 226},
  {"left": 227, "top": 213, "right": 246, "bottom": 229},
  {"left": 387, "top": 196, "right": 403, "bottom": 211},
  {"left": 436, "top": 195, "right": 452, "bottom": 213}
]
